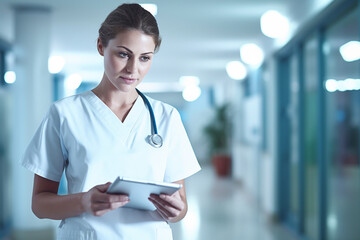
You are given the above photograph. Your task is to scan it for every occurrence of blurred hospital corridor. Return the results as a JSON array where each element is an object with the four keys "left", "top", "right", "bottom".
[
  {"left": 1, "top": 0, "right": 360, "bottom": 239},
  {"left": 171, "top": 164, "right": 297, "bottom": 240}
]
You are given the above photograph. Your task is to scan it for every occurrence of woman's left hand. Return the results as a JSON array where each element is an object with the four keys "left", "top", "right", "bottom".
[{"left": 148, "top": 180, "right": 187, "bottom": 223}]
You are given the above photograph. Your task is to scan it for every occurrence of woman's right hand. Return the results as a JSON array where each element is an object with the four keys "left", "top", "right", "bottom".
[{"left": 81, "top": 182, "right": 130, "bottom": 216}]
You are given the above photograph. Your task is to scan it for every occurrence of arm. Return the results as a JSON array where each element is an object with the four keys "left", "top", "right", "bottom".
[
  {"left": 32, "top": 174, "right": 129, "bottom": 220},
  {"left": 148, "top": 179, "right": 188, "bottom": 223}
]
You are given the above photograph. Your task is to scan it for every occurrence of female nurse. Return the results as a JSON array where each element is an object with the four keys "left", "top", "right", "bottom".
[{"left": 21, "top": 3, "right": 201, "bottom": 240}]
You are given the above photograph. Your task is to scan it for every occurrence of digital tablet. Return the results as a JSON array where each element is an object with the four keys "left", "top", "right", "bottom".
[{"left": 106, "top": 177, "right": 182, "bottom": 211}]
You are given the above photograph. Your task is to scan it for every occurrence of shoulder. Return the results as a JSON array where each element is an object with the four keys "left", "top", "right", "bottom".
[
  {"left": 53, "top": 91, "right": 91, "bottom": 107},
  {"left": 51, "top": 91, "right": 92, "bottom": 114},
  {"left": 42, "top": 92, "right": 93, "bottom": 124}
]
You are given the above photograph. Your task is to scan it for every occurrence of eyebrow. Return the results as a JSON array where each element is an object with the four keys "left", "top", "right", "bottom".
[{"left": 117, "top": 46, "right": 154, "bottom": 55}]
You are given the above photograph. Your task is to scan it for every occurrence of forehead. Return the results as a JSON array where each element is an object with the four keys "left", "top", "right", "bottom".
[{"left": 108, "top": 29, "right": 156, "bottom": 52}]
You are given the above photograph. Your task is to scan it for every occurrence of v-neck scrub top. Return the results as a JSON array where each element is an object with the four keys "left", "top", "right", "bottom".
[{"left": 21, "top": 91, "right": 201, "bottom": 240}]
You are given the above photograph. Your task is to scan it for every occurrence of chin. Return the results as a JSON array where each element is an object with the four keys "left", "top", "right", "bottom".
[{"left": 118, "top": 84, "right": 137, "bottom": 93}]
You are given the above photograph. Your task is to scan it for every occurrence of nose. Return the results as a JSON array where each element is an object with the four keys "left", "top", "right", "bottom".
[{"left": 126, "top": 58, "right": 137, "bottom": 73}]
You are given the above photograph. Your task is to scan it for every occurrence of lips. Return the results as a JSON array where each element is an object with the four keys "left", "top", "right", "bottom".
[{"left": 120, "top": 76, "right": 137, "bottom": 85}]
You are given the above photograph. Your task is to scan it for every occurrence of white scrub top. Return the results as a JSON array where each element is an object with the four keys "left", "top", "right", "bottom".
[{"left": 21, "top": 90, "right": 201, "bottom": 240}]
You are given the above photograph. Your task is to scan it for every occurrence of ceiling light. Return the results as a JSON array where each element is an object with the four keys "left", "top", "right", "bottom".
[
  {"left": 140, "top": 4, "right": 157, "bottom": 16},
  {"left": 339, "top": 41, "right": 360, "bottom": 62},
  {"left": 325, "top": 78, "right": 360, "bottom": 92},
  {"left": 65, "top": 74, "right": 82, "bottom": 90},
  {"left": 182, "top": 85, "right": 201, "bottom": 102},
  {"left": 48, "top": 56, "right": 65, "bottom": 74},
  {"left": 344, "top": 78, "right": 360, "bottom": 91},
  {"left": 179, "top": 76, "right": 201, "bottom": 102},
  {"left": 226, "top": 61, "right": 247, "bottom": 80},
  {"left": 260, "top": 10, "right": 289, "bottom": 39},
  {"left": 325, "top": 79, "right": 337, "bottom": 92},
  {"left": 240, "top": 43, "right": 264, "bottom": 66},
  {"left": 4, "top": 71, "right": 16, "bottom": 84}
]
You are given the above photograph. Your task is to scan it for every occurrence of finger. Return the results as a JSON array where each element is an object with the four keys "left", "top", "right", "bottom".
[
  {"left": 92, "top": 201, "right": 129, "bottom": 211},
  {"left": 98, "top": 201, "right": 129, "bottom": 210},
  {"left": 149, "top": 194, "right": 173, "bottom": 210},
  {"left": 94, "top": 192, "right": 129, "bottom": 203},
  {"left": 154, "top": 204, "right": 170, "bottom": 221},
  {"left": 93, "top": 199, "right": 130, "bottom": 216},
  {"left": 159, "top": 193, "right": 184, "bottom": 210},
  {"left": 95, "top": 182, "right": 112, "bottom": 193},
  {"left": 148, "top": 196, "right": 180, "bottom": 218},
  {"left": 150, "top": 194, "right": 183, "bottom": 211},
  {"left": 148, "top": 197, "right": 170, "bottom": 220},
  {"left": 93, "top": 209, "right": 111, "bottom": 216}
]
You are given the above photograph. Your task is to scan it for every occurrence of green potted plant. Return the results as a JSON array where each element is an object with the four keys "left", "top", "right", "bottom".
[{"left": 203, "top": 103, "right": 232, "bottom": 177}]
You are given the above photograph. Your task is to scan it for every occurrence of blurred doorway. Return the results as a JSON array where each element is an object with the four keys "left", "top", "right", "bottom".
[
  {"left": 276, "top": 0, "right": 360, "bottom": 239},
  {"left": 324, "top": 6, "right": 360, "bottom": 240}
]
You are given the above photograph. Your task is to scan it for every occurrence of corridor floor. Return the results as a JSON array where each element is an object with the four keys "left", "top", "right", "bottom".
[
  {"left": 170, "top": 164, "right": 299, "bottom": 240},
  {"left": 6, "top": 164, "right": 299, "bottom": 240}
]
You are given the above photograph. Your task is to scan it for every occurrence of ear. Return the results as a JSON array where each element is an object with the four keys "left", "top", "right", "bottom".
[{"left": 97, "top": 38, "right": 104, "bottom": 56}]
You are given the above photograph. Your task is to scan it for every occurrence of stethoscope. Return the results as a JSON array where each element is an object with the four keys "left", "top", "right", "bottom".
[{"left": 136, "top": 89, "right": 163, "bottom": 148}]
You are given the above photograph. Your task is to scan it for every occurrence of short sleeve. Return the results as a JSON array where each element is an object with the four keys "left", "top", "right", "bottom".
[
  {"left": 164, "top": 109, "right": 201, "bottom": 182},
  {"left": 21, "top": 104, "right": 67, "bottom": 182}
]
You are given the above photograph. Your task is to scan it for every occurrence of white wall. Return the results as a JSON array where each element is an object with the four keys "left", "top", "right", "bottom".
[
  {"left": 0, "top": 5, "right": 57, "bottom": 231},
  {"left": 230, "top": 61, "right": 278, "bottom": 217}
]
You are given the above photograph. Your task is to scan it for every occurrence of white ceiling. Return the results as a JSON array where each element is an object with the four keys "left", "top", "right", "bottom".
[{"left": 0, "top": 0, "right": 333, "bottom": 88}]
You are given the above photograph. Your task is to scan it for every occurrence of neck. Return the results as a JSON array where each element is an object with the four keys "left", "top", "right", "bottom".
[{"left": 92, "top": 76, "right": 138, "bottom": 108}]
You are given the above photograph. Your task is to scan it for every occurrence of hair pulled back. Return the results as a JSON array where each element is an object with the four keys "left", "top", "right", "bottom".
[{"left": 98, "top": 3, "right": 161, "bottom": 52}]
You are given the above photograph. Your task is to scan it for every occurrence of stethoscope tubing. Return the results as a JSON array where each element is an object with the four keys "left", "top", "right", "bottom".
[
  {"left": 136, "top": 89, "right": 158, "bottom": 134},
  {"left": 136, "top": 89, "right": 163, "bottom": 148}
]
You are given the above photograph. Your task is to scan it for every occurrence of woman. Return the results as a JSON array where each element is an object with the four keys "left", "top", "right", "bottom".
[{"left": 21, "top": 3, "right": 200, "bottom": 240}]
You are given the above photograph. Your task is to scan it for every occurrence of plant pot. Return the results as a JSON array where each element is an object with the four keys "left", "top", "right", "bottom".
[{"left": 212, "top": 154, "right": 231, "bottom": 177}]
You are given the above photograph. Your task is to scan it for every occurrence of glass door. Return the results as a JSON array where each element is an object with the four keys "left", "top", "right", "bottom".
[
  {"left": 324, "top": 7, "right": 360, "bottom": 240},
  {"left": 286, "top": 53, "right": 301, "bottom": 227},
  {"left": 304, "top": 36, "right": 319, "bottom": 240},
  {"left": 0, "top": 49, "right": 11, "bottom": 238}
]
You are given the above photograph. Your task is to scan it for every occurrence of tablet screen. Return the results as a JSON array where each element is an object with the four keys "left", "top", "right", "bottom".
[{"left": 107, "top": 177, "right": 182, "bottom": 211}]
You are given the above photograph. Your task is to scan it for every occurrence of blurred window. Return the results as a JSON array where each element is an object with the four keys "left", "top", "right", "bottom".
[
  {"left": 324, "top": 7, "right": 360, "bottom": 240},
  {"left": 304, "top": 35, "right": 319, "bottom": 240},
  {"left": 288, "top": 52, "right": 300, "bottom": 225},
  {"left": 0, "top": 40, "right": 11, "bottom": 238},
  {"left": 261, "top": 65, "right": 268, "bottom": 151},
  {"left": 277, "top": 1, "right": 360, "bottom": 240},
  {"left": 0, "top": 50, "right": 5, "bottom": 86}
]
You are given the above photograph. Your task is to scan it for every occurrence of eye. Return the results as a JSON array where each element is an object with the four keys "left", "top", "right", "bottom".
[
  {"left": 118, "top": 52, "right": 129, "bottom": 58},
  {"left": 140, "top": 55, "right": 151, "bottom": 62}
]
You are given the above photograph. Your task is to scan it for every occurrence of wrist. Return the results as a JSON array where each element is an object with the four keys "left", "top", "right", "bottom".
[{"left": 79, "top": 192, "right": 88, "bottom": 214}]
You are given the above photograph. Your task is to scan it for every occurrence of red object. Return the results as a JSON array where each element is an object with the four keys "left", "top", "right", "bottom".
[{"left": 212, "top": 154, "right": 231, "bottom": 177}]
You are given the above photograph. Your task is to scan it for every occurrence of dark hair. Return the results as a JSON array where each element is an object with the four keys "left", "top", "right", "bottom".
[{"left": 98, "top": 3, "right": 161, "bottom": 52}]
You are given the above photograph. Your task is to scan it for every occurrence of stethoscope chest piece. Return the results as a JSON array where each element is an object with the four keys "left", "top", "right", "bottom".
[{"left": 149, "top": 134, "right": 163, "bottom": 148}]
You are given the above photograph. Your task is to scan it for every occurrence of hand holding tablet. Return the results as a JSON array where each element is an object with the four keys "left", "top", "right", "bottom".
[{"left": 106, "top": 177, "right": 182, "bottom": 211}]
